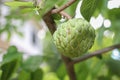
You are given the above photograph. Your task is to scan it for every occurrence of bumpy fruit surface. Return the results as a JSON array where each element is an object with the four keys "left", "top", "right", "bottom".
[{"left": 53, "top": 18, "right": 95, "bottom": 58}]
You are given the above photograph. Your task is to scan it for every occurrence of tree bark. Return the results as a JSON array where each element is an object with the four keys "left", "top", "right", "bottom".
[
  {"left": 61, "top": 55, "right": 76, "bottom": 80},
  {"left": 43, "top": 10, "right": 76, "bottom": 80}
]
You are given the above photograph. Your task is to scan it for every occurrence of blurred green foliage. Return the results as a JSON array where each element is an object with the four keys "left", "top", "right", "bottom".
[
  {"left": 0, "top": 46, "right": 44, "bottom": 80},
  {"left": 0, "top": 0, "right": 120, "bottom": 80}
]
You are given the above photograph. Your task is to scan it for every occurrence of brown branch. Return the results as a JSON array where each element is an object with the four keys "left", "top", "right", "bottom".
[
  {"left": 43, "top": 10, "right": 76, "bottom": 80},
  {"left": 60, "top": 11, "right": 72, "bottom": 19},
  {"left": 43, "top": 10, "right": 56, "bottom": 34},
  {"left": 61, "top": 55, "right": 76, "bottom": 80},
  {"left": 69, "top": 44, "right": 120, "bottom": 65},
  {"left": 51, "top": 0, "right": 77, "bottom": 14}
]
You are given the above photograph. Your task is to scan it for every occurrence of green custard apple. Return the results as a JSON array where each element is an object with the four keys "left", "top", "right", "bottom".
[{"left": 53, "top": 18, "right": 95, "bottom": 58}]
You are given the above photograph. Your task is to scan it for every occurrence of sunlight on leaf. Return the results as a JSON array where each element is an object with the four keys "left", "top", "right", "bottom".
[{"left": 5, "top": 1, "right": 33, "bottom": 7}]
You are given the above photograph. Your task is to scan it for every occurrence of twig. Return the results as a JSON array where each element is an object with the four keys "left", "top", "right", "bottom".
[
  {"left": 60, "top": 11, "right": 72, "bottom": 19},
  {"left": 69, "top": 44, "right": 120, "bottom": 65},
  {"left": 51, "top": 0, "right": 77, "bottom": 14}
]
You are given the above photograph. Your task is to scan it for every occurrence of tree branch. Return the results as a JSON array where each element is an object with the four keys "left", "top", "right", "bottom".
[
  {"left": 61, "top": 55, "right": 76, "bottom": 80},
  {"left": 43, "top": 10, "right": 76, "bottom": 80},
  {"left": 60, "top": 11, "right": 72, "bottom": 19},
  {"left": 43, "top": 10, "right": 56, "bottom": 34},
  {"left": 51, "top": 0, "right": 77, "bottom": 14},
  {"left": 70, "top": 44, "right": 120, "bottom": 65}
]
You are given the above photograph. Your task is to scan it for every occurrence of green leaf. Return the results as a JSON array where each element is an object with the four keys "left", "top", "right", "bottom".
[
  {"left": 108, "top": 8, "right": 120, "bottom": 20},
  {"left": 20, "top": 8, "right": 34, "bottom": 14},
  {"left": 56, "top": 63, "right": 67, "bottom": 79},
  {"left": 56, "top": 0, "right": 67, "bottom": 6},
  {"left": 97, "top": 0, "right": 108, "bottom": 18},
  {"left": 38, "top": 0, "right": 59, "bottom": 17},
  {"left": 18, "top": 68, "right": 43, "bottom": 80},
  {"left": 21, "top": 56, "right": 43, "bottom": 72},
  {"left": 0, "top": 70, "right": 2, "bottom": 79},
  {"left": 65, "top": 0, "right": 79, "bottom": 16},
  {"left": 75, "top": 62, "right": 89, "bottom": 80},
  {"left": 1, "top": 60, "right": 19, "bottom": 80},
  {"left": 0, "top": 46, "right": 22, "bottom": 80},
  {"left": 113, "top": 31, "right": 120, "bottom": 44},
  {"left": 88, "top": 60, "right": 104, "bottom": 79},
  {"left": 18, "top": 70, "right": 31, "bottom": 80},
  {"left": 96, "top": 26, "right": 106, "bottom": 46},
  {"left": 98, "top": 76, "right": 111, "bottom": 80},
  {"left": 110, "top": 20, "right": 120, "bottom": 44},
  {"left": 92, "top": 0, "right": 107, "bottom": 17},
  {"left": 5, "top": 1, "right": 33, "bottom": 7},
  {"left": 1, "top": 46, "right": 22, "bottom": 66},
  {"left": 1, "top": 52, "right": 22, "bottom": 66},
  {"left": 106, "top": 59, "right": 120, "bottom": 76},
  {"left": 51, "top": 13, "right": 61, "bottom": 20},
  {"left": 96, "top": 54, "right": 103, "bottom": 59},
  {"left": 80, "top": 0, "right": 99, "bottom": 21},
  {"left": 7, "top": 46, "right": 18, "bottom": 54},
  {"left": 43, "top": 72, "right": 59, "bottom": 80},
  {"left": 31, "top": 68, "right": 43, "bottom": 80}
]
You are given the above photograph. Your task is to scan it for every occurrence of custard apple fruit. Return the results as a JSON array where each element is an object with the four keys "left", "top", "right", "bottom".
[{"left": 53, "top": 18, "right": 95, "bottom": 58}]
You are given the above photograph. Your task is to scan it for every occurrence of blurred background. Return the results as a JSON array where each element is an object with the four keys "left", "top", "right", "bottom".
[{"left": 0, "top": 0, "right": 120, "bottom": 80}]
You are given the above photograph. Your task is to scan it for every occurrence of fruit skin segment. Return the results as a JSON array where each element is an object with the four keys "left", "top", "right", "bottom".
[{"left": 53, "top": 18, "right": 96, "bottom": 58}]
